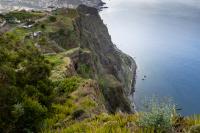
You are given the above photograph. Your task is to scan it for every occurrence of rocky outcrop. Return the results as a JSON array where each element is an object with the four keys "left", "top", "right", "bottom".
[{"left": 75, "top": 5, "right": 137, "bottom": 113}]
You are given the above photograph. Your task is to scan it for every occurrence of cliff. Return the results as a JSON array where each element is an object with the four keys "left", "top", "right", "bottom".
[{"left": 75, "top": 5, "right": 136, "bottom": 113}]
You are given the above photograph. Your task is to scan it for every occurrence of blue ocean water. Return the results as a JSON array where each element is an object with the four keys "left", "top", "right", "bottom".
[{"left": 100, "top": 0, "right": 200, "bottom": 115}]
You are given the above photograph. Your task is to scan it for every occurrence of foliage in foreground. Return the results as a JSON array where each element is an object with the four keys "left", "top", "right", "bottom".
[
  {"left": 137, "top": 97, "right": 175, "bottom": 132},
  {"left": 1, "top": 9, "right": 200, "bottom": 133},
  {"left": 41, "top": 95, "right": 200, "bottom": 133}
]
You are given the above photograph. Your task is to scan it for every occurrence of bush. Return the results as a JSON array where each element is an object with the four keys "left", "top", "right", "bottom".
[
  {"left": 15, "top": 97, "right": 48, "bottom": 132},
  {"left": 137, "top": 97, "right": 176, "bottom": 132},
  {"left": 41, "top": 24, "right": 46, "bottom": 29},
  {"left": 77, "top": 64, "right": 92, "bottom": 78},
  {"left": 56, "top": 76, "right": 83, "bottom": 95},
  {"left": 4, "top": 10, "right": 44, "bottom": 23},
  {"left": 39, "top": 37, "right": 48, "bottom": 45},
  {"left": 11, "top": 103, "right": 24, "bottom": 120},
  {"left": 0, "top": 34, "right": 54, "bottom": 132},
  {"left": 72, "top": 109, "right": 85, "bottom": 119},
  {"left": 49, "top": 16, "right": 57, "bottom": 22}
]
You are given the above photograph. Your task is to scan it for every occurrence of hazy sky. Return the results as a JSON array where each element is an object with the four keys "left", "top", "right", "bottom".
[
  {"left": 103, "top": 0, "right": 200, "bottom": 19},
  {"left": 107, "top": 0, "right": 200, "bottom": 8}
]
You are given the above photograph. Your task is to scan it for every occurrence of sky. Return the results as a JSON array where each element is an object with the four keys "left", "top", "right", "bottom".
[
  {"left": 105, "top": 0, "right": 200, "bottom": 8},
  {"left": 103, "top": 0, "right": 200, "bottom": 19}
]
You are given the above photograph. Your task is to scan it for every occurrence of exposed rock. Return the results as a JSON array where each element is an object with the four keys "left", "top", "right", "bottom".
[{"left": 75, "top": 5, "right": 137, "bottom": 113}]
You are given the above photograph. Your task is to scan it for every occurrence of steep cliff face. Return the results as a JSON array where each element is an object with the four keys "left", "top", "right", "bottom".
[{"left": 75, "top": 5, "right": 137, "bottom": 113}]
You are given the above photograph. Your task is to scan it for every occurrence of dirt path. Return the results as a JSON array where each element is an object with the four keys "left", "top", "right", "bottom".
[{"left": 0, "top": 23, "right": 11, "bottom": 34}]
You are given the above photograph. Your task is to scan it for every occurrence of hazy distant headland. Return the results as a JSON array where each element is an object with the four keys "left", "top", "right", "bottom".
[{"left": 0, "top": 0, "right": 104, "bottom": 12}]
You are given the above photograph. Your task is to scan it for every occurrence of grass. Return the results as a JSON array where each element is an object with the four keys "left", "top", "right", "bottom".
[
  {"left": 41, "top": 102, "right": 200, "bottom": 133},
  {"left": 45, "top": 53, "right": 72, "bottom": 80},
  {"left": 45, "top": 54, "right": 64, "bottom": 66},
  {"left": 41, "top": 79, "right": 105, "bottom": 133},
  {"left": 55, "top": 113, "right": 138, "bottom": 133},
  {"left": 80, "top": 97, "right": 97, "bottom": 109},
  {"left": 4, "top": 10, "right": 45, "bottom": 23},
  {"left": 4, "top": 27, "right": 29, "bottom": 43},
  {"left": 67, "top": 9, "right": 79, "bottom": 19}
]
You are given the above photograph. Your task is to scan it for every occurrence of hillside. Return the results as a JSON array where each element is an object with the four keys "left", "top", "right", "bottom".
[
  {"left": 0, "top": 5, "right": 136, "bottom": 133},
  {"left": 0, "top": 5, "right": 200, "bottom": 133}
]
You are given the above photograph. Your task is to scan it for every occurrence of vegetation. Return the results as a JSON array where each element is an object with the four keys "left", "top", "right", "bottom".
[
  {"left": 55, "top": 76, "right": 83, "bottom": 95},
  {"left": 3, "top": 10, "right": 45, "bottom": 23},
  {"left": 1, "top": 9, "right": 200, "bottom": 133},
  {"left": 48, "top": 16, "right": 57, "bottom": 22},
  {"left": 0, "top": 32, "right": 53, "bottom": 132},
  {"left": 137, "top": 97, "right": 175, "bottom": 132},
  {"left": 77, "top": 63, "right": 92, "bottom": 78}
]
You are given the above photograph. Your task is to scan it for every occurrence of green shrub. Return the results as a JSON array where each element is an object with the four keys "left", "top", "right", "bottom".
[
  {"left": 11, "top": 103, "right": 24, "bottom": 120},
  {"left": 72, "top": 109, "right": 85, "bottom": 119},
  {"left": 77, "top": 64, "right": 92, "bottom": 78},
  {"left": 58, "top": 29, "right": 65, "bottom": 36},
  {"left": 48, "top": 16, "right": 57, "bottom": 22},
  {"left": 39, "top": 37, "right": 48, "bottom": 45},
  {"left": 15, "top": 97, "right": 48, "bottom": 132},
  {"left": 56, "top": 76, "right": 83, "bottom": 95},
  {"left": 0, "top": 34, "right": 54, "bottom": 132},
  {"left": 41, "top": 24, "right": 46, "bottom": 29},
  {"left": 4, "top": 10, "right": 44, "bottom": 23},
  {"left": 45, "top": 54, "right": 63, "bottom": 66},
  {"left": 48, "top": 28, "right": 79, "bottom": 50},
  {"left": 137, "top": 97, "right": 176, "bottom": 132}
]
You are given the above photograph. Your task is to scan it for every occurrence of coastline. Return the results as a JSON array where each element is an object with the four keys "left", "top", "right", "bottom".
[
  {"left": 76, "top": 5, "right": 137, "bottom": 112},
  {"left": 99, "top": 1, "right": 137, "bottom": 112}
]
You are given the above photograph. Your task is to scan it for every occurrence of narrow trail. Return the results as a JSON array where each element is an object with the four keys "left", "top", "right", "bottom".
[{"left": 0, "top": 23, "right": 10, "bottom": 34}]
